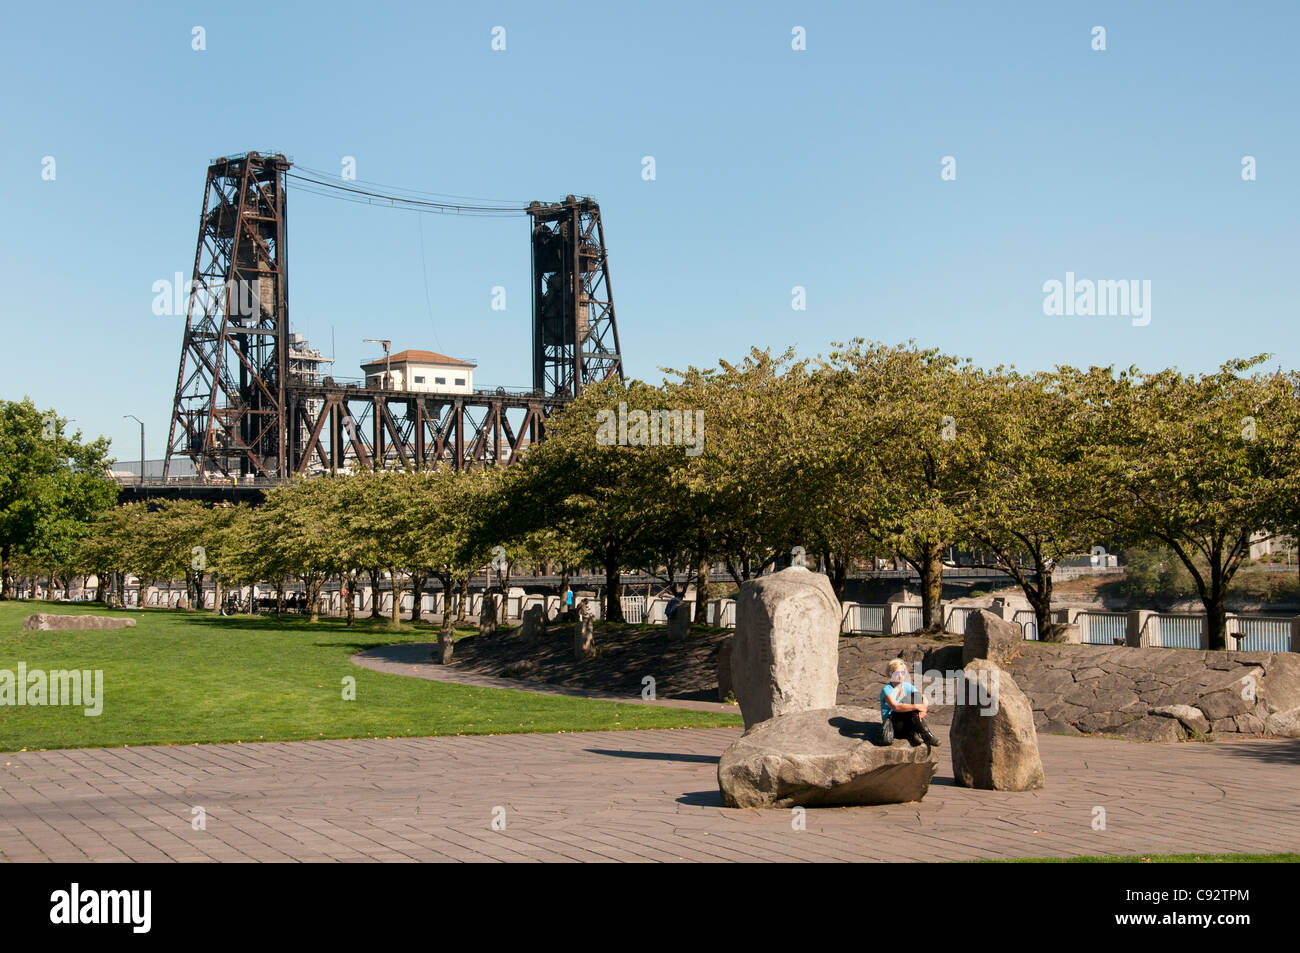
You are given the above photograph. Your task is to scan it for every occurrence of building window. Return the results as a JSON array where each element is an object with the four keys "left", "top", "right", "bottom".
[
  {"left": 455, "top": 378, "right": 465, "bottom": 386},
  {"left": 414, "top": 376, "right": 425, "bottom": 384},
  {"left": 435, "top": 377, "right": 446, "bottom": 384}
]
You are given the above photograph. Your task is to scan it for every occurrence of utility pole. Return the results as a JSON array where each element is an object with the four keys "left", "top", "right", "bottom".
[{"left": 124, "top": 415, "right": 145, "bottom": 486}]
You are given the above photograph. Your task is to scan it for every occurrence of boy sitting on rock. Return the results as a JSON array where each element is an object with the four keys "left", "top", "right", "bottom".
[{"left": 879, "top": 658, "right": 941, "bottom": 747}]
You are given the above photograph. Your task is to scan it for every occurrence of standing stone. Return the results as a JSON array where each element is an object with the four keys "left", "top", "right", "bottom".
[
  {"left": 963, "top": 609, "right": 1025, "bottom": 667},
  {"left": 435, "top": 622, "right": 455, "bottom": 664},
  {"left": 520, "top": 604, "right": 544, "bottom": 643},
  {"left": 950, "top": 659, "right": 1045, "bottom": 791},
  {"left": 717, "top": 636, "right": 734, "bottom": 702},
  {"left": 667, "top": 605, "right": 690, "bottom": 642},
  {"left": 731, "top": 566, "right": 840, "bottom": 729},
  {"left": 479, "top": 592, "right": 499, "bottom": 637},
  {"left": 574, "top": 615, "right": 595, "bottom": 660}
]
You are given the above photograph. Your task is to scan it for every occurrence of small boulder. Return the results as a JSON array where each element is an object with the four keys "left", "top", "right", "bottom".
[
  {"left": 1150, "top": 704, "right": 1211, "bottom": 735},
  {"left": 22, "top": 614, "right": 137, "bottom": 631},
  {"left": 731, "top": 566, "right": 840, "bottom": 729},
  {"left": 1113, "top": 715, "right": 1185, "bottom": 743},
  {"left": 962, "top": 610, "right": 1024, "bottom": 668},
  {"left": 717, "top": 705, "right": 939, "bottom": 809},
  {"left": 1264, "top": 707, "right": 1300, "bottom": 738},
  {"left": 950, "top": 659, "right": 1045, "bottom": 791}
]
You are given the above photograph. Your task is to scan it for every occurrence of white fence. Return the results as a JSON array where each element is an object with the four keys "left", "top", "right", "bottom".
[
  {"left": 893, "top": 605, "right": 924, "bottom": 634},
  {"left": 1230, "top": 615, "right": 1291, "bottom": 652},
  {"left": 843, "top": 604, "right": 887, "bottom": 634},
  {"left": 1078, "top": 610, "right": 1128, "bottom": 645},
  {"left": 944, "top": 606, "right": 978, "bottom": 635},
  {"left": 1012, "top": 609, "right": 1039, "bottom": 641},
  {"left": 621, "top": 596, "right": 645, "bottom": 624},
  {"left": 1138, "top": 613, "right": 1202, "bottom": 649}
]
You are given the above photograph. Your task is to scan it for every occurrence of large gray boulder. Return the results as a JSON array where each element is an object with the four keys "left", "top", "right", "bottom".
[
  {"left": 22, "top": 614, "right": 136, "bottom": 630},
  {"left": 950, "top": 659, "right": 1045, "bottom": 791},
  {"left": 731, "top": 566, "right": 840, "bottom": 729},
  {"left": 963, "top": 610, "right": 1024, "bottom": 668},
  {"left": 717, "top": 705, "right": 940, "bottom": 809}
]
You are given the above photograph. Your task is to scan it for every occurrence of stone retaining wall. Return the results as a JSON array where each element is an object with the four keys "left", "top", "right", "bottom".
[{"left": 836, "top": 636, "right": 1300, "bottom": 741}]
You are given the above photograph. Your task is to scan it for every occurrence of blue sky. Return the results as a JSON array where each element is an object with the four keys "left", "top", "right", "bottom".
[{"left": 2, "top": 1, "right": 1297, "bottom": 460}]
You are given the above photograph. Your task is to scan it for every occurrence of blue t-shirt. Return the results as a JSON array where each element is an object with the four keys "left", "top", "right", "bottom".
[{"left": 881, "top": 680, "right": 916, "bottom": 721}]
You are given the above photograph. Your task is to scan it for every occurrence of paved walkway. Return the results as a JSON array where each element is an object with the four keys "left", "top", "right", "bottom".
[
  {"left": 2, "top": 727, "right": 1297, "bottom": 862},
  {"left": 353, "top": 642, "right": 737, "bottom": 713}
]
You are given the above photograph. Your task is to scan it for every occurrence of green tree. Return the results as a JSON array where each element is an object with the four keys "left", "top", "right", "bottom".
[
  {"left": 0, "top": 399, "right": 116, "bottom": 599},
  {"left": 1083, "top": 358, "right": 1300, "bottom": 648}
]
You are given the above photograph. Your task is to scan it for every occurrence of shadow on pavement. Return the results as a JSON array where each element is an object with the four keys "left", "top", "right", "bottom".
[{"left": 585, "top": 748, "right": 719, "bottom": 764}]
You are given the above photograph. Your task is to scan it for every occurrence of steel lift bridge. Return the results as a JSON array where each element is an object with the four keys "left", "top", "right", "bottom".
[{"left": 162, "top": 151, "right": 624, "bottom": 484}]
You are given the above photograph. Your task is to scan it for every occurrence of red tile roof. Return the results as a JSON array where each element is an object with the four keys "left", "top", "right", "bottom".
[{"left": 360, "top": 349, "right": 475, "bottom": 368}]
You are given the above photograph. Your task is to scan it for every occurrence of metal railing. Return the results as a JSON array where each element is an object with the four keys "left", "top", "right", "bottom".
[
  {"left": 945, "top": 606, "right": 978, "bottom": 635},
  {"left": 893, "top": 605, "right": 924, "bottom": 634},
  {"left": 1077, "top": 610, "right": 1128, "bottom": 645},
  {"left": 842, "top": 604, "right": 886, "bottom": 634},
  {"left": 1229, "top": 615, "right": 1291, "bottom": 652},
  {"left": 1012, "top": 609, "right": 1039, "bottom": 641},
  {"left": 1139, "top": 613, "right": 1203, "bottom": 649}
]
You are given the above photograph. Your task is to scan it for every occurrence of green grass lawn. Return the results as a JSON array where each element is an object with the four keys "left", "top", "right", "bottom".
[{"left": 0, "top": 601, "right": 740, "bottom": 752}]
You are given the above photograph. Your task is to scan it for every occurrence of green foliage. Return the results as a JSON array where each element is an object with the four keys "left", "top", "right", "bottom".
[{"left": 0, "top": 398, "right": 116, "bottom": 596}]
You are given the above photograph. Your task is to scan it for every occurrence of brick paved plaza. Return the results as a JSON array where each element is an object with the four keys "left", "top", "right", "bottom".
[{"left": 1, "top": 724, "right": 1297, "bottom": 862}]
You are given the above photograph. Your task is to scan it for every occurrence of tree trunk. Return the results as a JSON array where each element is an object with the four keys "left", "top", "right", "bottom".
[
  {"left": 603, "top": 545, "right": 623, "bottom": 623},
  {"left": 0, "top": 543, "right": 11, "bottom": 600},
  {"left": 213, "top": 573, "right": 223, "bottom": 614},
  {"left": 1203, "top": 573, "right": 1227, "bottom": 650},
  {"left": 390, "top": 571, "right": 404, "bottom": 628},
  {"left": 456, "top": 578, "right": 468, "bottom": 622},
  {"left": 368, "top": 568, "right": 383, "bottom": 619},
  {"left": 307, "top": 571, "right": 322, "bottom": 623},
  {"left": 692, "top": 546, "right": 711, "bottom": 624},
  {"left": 410, "top": 574, "right": 426, "bottom": 623},
  {"left": 920, "top": 539, "right": 944, "bottom": 630},
  {"left": 822, "top": 549, "right": 849, "bottom": 601},
  {"left": 345, "top": 571, "right": 357, "bottom": 626}
]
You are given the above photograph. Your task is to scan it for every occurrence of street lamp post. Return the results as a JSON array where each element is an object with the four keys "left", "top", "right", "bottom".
[{"left": 123, "top": 415, "right": 144, "bottom": 486}]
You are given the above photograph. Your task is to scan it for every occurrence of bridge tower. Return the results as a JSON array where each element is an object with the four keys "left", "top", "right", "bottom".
[
  {"left": 164, "top": 151, "right": 291, "bottom": 480},
  {"left": 528, "top": 197, "right": 624, "bottom": 399}
]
